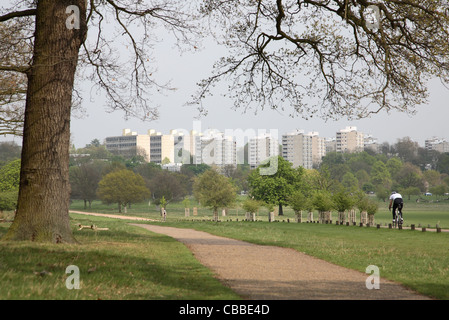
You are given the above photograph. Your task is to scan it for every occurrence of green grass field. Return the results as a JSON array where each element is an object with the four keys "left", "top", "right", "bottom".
[
  {"left": 0, "top": 195, "right": 448, "bottom": 300},
  {"left": 69, "top": 195, "right": 449, "bottom": 228},
  {"left": 67, "top": 196, "right": 449, "bottom": 299},
  {"left": 0, "top": 214, "right": 240, "bottom": 300}
]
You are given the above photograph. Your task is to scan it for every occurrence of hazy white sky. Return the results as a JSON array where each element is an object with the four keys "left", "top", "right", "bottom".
[
  {"left": 1, "top": 2, "right": 448, "bottom": 149},
  {"left": 69, "top": 37, "right": 449, "bottom": 149}
]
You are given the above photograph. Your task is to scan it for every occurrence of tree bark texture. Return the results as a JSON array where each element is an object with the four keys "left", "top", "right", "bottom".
[{"left": 4, "top": 0, "right": 86, "bottom": 243}]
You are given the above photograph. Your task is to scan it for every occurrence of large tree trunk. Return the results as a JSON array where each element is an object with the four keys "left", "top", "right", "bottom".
[{"left": 4, "top": 0, "right": 86, "bottom": 243}]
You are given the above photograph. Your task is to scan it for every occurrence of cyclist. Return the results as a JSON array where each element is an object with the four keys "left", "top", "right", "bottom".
[{"left": 388, "top": 191, "right": 404, "bottom": 225}]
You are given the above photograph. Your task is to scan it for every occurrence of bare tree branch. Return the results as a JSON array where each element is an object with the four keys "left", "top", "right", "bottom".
[
  {"left": 192, "top": 0, "right": 449, "bottom": 120},
  {"left": 0, "top": 9, "right": 36, "bottom": 22},
  {"left": 0, "top": 0, "right": 202, "bottom": 135}
]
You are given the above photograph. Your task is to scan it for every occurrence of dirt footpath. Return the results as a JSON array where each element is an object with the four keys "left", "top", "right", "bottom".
[
  {"left": 131, "top": 224, "right": 431, "bottom": 300},
  {"left": 70, "top": 210, "right": 158, "bottom": 221}
]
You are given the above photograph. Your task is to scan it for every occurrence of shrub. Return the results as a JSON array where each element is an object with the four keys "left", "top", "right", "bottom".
[
  {"left": 312, "top": 190, "right": 334, "bottom": 212},
  {"left": 241, "top": 198, "right": 261, "bottom": 214}
]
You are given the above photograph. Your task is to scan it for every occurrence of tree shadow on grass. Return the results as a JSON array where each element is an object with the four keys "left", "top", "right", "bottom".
[{"left": 0, "top": 222, "right": 239, "bottom": 300}]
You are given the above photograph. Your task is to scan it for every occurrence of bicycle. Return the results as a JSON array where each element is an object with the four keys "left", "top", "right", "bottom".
[{"left": 392, "top": 206, "right": 403, "bottom": 229}]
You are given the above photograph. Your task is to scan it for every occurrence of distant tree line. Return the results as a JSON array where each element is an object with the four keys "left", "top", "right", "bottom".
[
  {"left": 1, "top": 137, "right": 448, "bottom": 214},
  {"left": 320, "top": 138, "right": 449, "bottom": 201},
  {"left": 67, "top": 140, "right": 250, "bottom": 212}
]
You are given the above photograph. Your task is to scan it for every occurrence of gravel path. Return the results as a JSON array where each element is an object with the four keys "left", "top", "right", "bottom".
[
  {"left": 70, "top": 210, "right": 158, "bottom": 221},
  {"left": 131, "top": 223, "right": 431, "bottom": 300}
]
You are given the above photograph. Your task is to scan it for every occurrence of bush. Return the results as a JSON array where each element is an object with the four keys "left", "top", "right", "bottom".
[
  {"left": 366, "top": 199, "right": 379, "bottom": 216},
  {"left": 332, "top": 189, "right": 354, "bottom": 213},
  {"left": 312, "top": 190, "right": 334, "bottom": 212},
  {"left": 289, "top": 190, "right": 313, "bottom": 213},
  {"left": 241, "top": 198, "right": 261, "bottom": 214}
]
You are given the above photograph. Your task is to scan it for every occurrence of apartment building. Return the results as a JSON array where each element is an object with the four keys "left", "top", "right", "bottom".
[
  {"left": 325, "top": 137, "right": 337, "bottom": 153},
  {"left": 105, "top": 129, "right": 151, "bottom": 161},
  {"left": 248, "top": 133, "right": 279, "bottom": 170},
  {"left": 148, "top": 129, "right": 199, "bottom": 164},
  {"left": 105, "top": 129, "right": 196, "bottom": 164},
  {"left": 282, "top": 130, "right": 325, "bottom": 169},
  {"left": 336, "top": 126, "right": 364, "bottom": 153},
  {"left": 425, "top": 137, "right": 449, "bottom": 153},
  {"left": 309, "top": 131, "right": 326, "bottom": 167},
  {"left": 364, "top": 134, "right": 379, "bottom": 153},
  {"left": 147, "top": 130, "right": 168, "bottom": 164},
  {"left": 195, "top": 129, "right": 236, "bottom": 167}
]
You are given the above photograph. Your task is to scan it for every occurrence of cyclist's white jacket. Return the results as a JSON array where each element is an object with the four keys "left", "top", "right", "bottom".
[{"left": 390, "top": 193, "right": 403, "bottom": 200}]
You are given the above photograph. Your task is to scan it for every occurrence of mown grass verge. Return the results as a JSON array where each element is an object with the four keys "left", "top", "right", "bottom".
[{"left": 0, "top": 214, "right": 240, "bottom": 300}]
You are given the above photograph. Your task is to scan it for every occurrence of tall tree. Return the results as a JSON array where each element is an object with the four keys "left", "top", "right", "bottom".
[
  {"left": 148, "top": 170, "right": 187, "bottom": 204},
  {"left": 193, "top": 168, "right": 237, "bottom": 221},
  {"left": 3, "top": 0, "right": 87, "bottom": 242},
  {"left": 97, "top": 169, "right": 150, "bottom": 213},
  {"left": 370, "top": 160, "right": 392, "bottom": 190},
  {"left": 395, "top": 162, "right": 424, "bottom": 191},
  {"left": 248, "top": 156, "right": 303, "bottom": 215},
  {"left": 395, "top": 137, "right": 420, "bottom": 164},
  {"left": 69, "top": 161, "right": 104, "bottom": 209},
  {"left": 437, "top": 153, "right": 449, "bottom": 175},
  {"left": 341, "top": 172, "right": 359, "bottom": 193},
  {"left": 1, "top": 0, "right": 197, "bottom": 243}
]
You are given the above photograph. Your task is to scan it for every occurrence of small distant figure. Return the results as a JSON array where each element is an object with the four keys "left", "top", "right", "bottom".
[
  {"left": 162, "top": 208, "right": 167, "bottom": 222},
  {"left": 389, "top": 191, "right": 404, "bottom": 224}
]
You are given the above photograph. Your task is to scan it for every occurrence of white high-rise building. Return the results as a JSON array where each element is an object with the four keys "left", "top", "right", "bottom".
[
  {"left": 425, "top": 137, "right": 449, "bottom": 153},
  {"left": 248, "top": 133, "right": 279, "bottom": 170},
  {"left": 196, "top": 129, "right": 236, "bottom": 167},
  {"left": 308, "top": 131, "right": 326, "bottom": 168},
  {"left": 336, "top": 126, "right": 364, "bottom": 153},
  {"left": 106, "top": 128, "right": 198, "bottom": 165},
  {"left": 364, "top": 134, "right": 379, "bottom": 153},
  {"left": 105, "top": 129, "right": 151, "bottom": 161},
  {"left": 282, "top": 130, "right": 326, "bottom": 169}
]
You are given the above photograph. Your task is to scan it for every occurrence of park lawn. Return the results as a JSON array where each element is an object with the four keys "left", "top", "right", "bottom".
[
  {"left": 69, "top": 195, "right": 449, "bottom": 228},
  {"left": 161, "top": 220, "right": 449, "bottom": 300},
  {"left": 4, "top": 197, "right": 445, "bottom": 300},
  {"left": 67, "top": 197, "right": 449, "bottom": 299},
  {"left": 2, "top": 206, "right": 449, "bottom": 300},
  {"left": 0, "top": 213, "right": 240, "bottom": 300}
]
